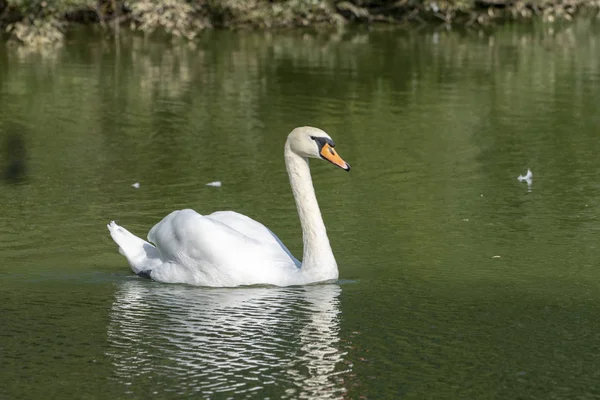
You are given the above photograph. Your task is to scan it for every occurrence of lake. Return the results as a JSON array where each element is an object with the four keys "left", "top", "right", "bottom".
[{"left": 2, "top": 20, "right": 600, "bottom": 399}]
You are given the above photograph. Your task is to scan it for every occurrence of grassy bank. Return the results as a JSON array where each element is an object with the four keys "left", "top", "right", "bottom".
[{"left": 1, "top": 0, "right": 599, "bottom": 45}]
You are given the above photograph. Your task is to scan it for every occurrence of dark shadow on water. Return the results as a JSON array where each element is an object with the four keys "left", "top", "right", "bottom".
[{"left": 1, "top": 124, "right": 28, "bottom": 184}]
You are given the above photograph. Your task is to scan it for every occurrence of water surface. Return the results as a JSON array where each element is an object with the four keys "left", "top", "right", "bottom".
[{"left": 2, "top": 21, "right": 600, "bottom": 399}]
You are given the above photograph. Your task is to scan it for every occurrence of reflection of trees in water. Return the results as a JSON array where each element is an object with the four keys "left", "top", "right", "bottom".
[
  {"left": 3, "top": 23, "right": 598, "bottom": 157},
  {"left": 106, "top": 281, "right": 348, "bottom": 398}
]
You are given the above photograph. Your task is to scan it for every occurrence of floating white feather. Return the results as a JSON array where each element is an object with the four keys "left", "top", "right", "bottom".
[
  {"left": 517, "top": 169, "right": 532, "bottom": 182},
  {"left": 517, "top": 169, "right": 533, "bottom": 192}
]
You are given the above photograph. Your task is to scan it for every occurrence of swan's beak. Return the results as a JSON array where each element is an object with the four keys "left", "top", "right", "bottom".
[{"left": 320, "top": 143, "right": 351, "bottom": 171}]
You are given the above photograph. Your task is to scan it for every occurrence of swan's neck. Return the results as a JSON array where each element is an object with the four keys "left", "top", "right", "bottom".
[{"left": 285, "top": 142, "right": 338, "bottom": 281}]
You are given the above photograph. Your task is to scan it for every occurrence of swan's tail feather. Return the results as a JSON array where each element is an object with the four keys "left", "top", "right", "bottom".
[{"left": 107, "top": 221, "right": 163, "bottom": 276}]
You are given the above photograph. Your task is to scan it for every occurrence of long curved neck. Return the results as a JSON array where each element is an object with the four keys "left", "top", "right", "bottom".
[{"left": 284, "top": 142, "right": 338, "bottom": 281}]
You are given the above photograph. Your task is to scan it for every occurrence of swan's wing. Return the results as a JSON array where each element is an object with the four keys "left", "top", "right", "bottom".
[
  {"left": 146, "top": 209, "right": 299, "bottom": 285},
  {"left": 207, "top": 211, "right": 299, "bottom": 265},
  {"left": 148, "top": 209, "right": 247, "bottom": 264}
]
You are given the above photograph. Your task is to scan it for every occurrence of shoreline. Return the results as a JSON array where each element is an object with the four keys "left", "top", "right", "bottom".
[{"left": 1, "top": 0, "right": 599, "bottom": 46}]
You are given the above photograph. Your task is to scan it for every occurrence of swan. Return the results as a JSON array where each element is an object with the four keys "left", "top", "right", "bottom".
[{"left": 107, "top": 126, "right": 351, "bottom": 287}]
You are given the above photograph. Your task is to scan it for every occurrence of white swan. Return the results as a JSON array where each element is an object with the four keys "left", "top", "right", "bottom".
[{"left": 107, "top": 126, "right": 350, "bottom": 287}]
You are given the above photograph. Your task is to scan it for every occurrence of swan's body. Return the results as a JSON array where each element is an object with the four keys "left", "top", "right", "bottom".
[{"left": 107, "top": 127, "right": 350, "bottom": 287}]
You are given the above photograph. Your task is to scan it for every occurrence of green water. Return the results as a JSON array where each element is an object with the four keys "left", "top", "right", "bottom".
[{"left": 2, "top": 21, "right": 600, "bottom": 399}]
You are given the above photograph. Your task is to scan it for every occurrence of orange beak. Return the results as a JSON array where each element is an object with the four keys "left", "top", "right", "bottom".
[{"left": 320, "top": 143, "right": 351, "bottom": 171}]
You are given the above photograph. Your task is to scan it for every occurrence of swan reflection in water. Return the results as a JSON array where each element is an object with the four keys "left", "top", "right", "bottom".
[{"left": 106, "top": 280, "right": 349, "bottom": 398}]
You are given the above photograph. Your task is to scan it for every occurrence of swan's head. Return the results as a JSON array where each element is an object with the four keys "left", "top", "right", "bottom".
[{"left": 287, "top": 126, "right": 351, "bottom": 171}]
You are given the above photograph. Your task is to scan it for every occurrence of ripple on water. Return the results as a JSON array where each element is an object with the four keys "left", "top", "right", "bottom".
[{"left": 106, "top": 281, "right": 350, "bottom": 398}]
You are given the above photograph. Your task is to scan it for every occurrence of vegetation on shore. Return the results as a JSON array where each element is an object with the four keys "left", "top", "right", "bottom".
[{"left": 1, "top": 0, "right": 598, "bottom": 45}]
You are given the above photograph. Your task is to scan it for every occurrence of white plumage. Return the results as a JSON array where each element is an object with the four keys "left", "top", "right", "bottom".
[{"left": 107, "top": 126, "right": 350, "bottom": 287}]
